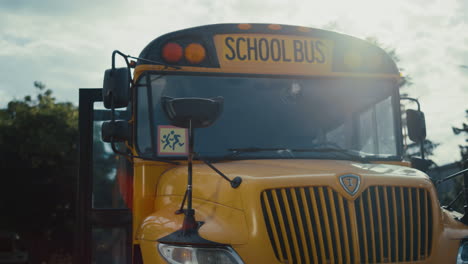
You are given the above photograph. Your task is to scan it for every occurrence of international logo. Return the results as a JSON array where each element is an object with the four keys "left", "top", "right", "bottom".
[{"left": 339, "top": 174, "right": 361, "bottom": 196}]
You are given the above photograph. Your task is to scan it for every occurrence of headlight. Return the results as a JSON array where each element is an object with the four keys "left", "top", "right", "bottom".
[
  {"left": 158, "top": 243, "right": 244, "bottom": 264},
  {"left": 457, "top": 241, "right": 468, "bottom": 264}
]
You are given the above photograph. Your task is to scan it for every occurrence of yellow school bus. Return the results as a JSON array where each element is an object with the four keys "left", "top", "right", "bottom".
[{"left": 76, "top": 23, "right": 468, "bottom": 264}]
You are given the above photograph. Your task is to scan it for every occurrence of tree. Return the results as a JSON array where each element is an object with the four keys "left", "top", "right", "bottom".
[
  {"left": 0, "top": 82, "right": 121, "bottom": 262},
  {"left": 453, "top": 110, "right": 468, "bottom": 169},
  {"left": 430, "top": 109, "right": 467, "bottom": 213},
  {"left": 0, "top": 82, "right": 79, "bottom": 262}
]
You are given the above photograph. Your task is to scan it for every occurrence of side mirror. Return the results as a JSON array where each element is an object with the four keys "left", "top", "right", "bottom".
[
  {"left": 101, "top": 120, "right": 131, "bottom": 143},
  {"left": 103, "top": 68, "right": 130, "bottom": 109},
  {"left": 406, "top": 109, "right": 426, "bottom": 143},
  {"left": 161, "top": 97, "right": 224, "bottom": 128}
]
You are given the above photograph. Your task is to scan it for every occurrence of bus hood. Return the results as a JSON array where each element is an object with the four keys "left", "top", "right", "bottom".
[{"left": 156, "top": 159, "right": 433, "bottom": 210}]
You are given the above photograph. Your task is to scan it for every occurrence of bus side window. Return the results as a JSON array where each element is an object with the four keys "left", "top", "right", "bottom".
[
  {"left": 354, "top": 96, "right": 397, "bottom": 155},
  {"left": 325, "top": 115, "right": 353, "bottom": 149},
  {"left": 359, "top": 107, "right": 378, "bottom": 153}
]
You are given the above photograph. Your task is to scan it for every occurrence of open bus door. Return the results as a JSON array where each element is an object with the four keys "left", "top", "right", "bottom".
[{"left": 75, "top": 88, "right": 132, "bottom": 264}]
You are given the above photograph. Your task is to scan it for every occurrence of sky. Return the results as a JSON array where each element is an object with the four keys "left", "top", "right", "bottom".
[{"left": 0, "top": 0, "right": 467, "bottom": 165}]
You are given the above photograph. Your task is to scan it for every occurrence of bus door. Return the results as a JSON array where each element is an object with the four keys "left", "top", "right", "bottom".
[{"left": 75, "top": 88, "right": 132, "bottom": 264}]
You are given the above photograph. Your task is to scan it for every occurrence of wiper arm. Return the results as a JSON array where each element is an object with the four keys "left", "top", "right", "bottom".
[
  {"left": 195, "top": 153, "right": 242, "bottom": 188},
  {"left": 228, "top": 146, "right": 370, "bottom": 163},
  {"left": 229, "top": 147, "right": 292, "bottom": 153},
  {"left": 291, "top": 147, "right": 370, "bottom": 163},
  {"left": 227, "top": 147, "right": 294, "bottom": 159}
]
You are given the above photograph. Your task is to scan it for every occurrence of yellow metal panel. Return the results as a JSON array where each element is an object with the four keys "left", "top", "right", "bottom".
[
  {"left": 130, "top": 159, "right": 468, "bottom": 263},
  {"left": 327, "top": 188, "right": 343, "bottom": 264},
  {"left": 156, "top": 163, "right": 244, "bottom": 210},
  {"left": 318, "top": 187, "right": 335, "bottom": 263},
  {"left": 214, "top": 34, "right": 334, "bottom": 76},
  {"left": 291, "top": 188, "right": 311, "bottom": 263},
  {"left": 309, "top": 187, "right": 327, "bottom": 263},
  {"left": 424, "top": 190, "right": 429, "bottom": 259},
  {"left": 383, "top": 187, "right": 392, "bottom": 262},
  {"left": 392, "top": 187, "right": 399, "bottom": 261},
  {"left": 300, "top": 188, "right": 319, "bottom": 264},
  {"left": 366, "top": 190, "right": 377, "bottom": 263},
  {"left": 417, "top": 188, "right": 421, "bottom": 260},
  {"left": 358, "top": 198, "right": 369, "bottom": 264},
  {"left": 138, "top": 198, "right": 249, "bottom": 263},
  {"left": 139, "top": 196, "right": 248, "bottom": 244},
  {"left": 271, "top": 190, "right": 294, "bottom": 262},
  {"left": 280, "top": 189, "right": 302, "bottom": 264},
  {"left": 338, "top": 197, "right": 352, "bottom": 264},
  {"left": 400, "top": 187, "right": 407, "bottom": 261},
  {"left": 262, "top": 192, "right": 285, "bottom": 262},
  {"left": 375, "top": 187, "right": 384, "bottom": 261},
  {"left": 409, "top": 188, "right": 414, "bottom": 260},
  {"left": 347, "top": 201, "right": 360, "bottom": 264},
  {"left": 133, "top": 163, "right": 174, "bottom": 242}
]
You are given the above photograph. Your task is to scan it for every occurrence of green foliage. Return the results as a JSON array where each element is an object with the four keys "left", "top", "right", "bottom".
[
  {"left": 0, "top": 82, "right": 78, "bottom": 241},
  {"left": 0, "top": 82, "right": 78, "bottom": 169},
  {"left": 453, "top": 109, "right": 468, "bottom": 168},
  {"left": 439, "top": 110, "right": 468, "bottom": 212},
  {"left": 364, "top": 36, "right": 413, "bottom": 89}
]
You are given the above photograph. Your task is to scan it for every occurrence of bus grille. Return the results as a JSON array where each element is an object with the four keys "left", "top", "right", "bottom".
[{"left": 261, "top": 186, "right": 433, "bottom": 264}]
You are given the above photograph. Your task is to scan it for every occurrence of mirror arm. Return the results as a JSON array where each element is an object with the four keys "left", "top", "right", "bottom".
[
  {"left": 400, "top": 96, "right": 421, "bottom": 111},
  {"left": 111, "top": 50, "right": 134, "bottom": 86},
  {"left": 194, "top": 153, "right": 242, "bottom": 188},
  {"left": 111, "top": 50, "right": 180, "bottom": 87}
]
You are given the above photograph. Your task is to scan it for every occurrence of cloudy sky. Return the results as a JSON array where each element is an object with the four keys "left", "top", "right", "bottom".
[{"left": 0, "top": 0, "right": 467, "bottom": 165}]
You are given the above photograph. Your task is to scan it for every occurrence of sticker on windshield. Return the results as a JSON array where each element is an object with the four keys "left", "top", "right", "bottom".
[{"left": 158, "top": 125, "right": 188, "bottom": 156}]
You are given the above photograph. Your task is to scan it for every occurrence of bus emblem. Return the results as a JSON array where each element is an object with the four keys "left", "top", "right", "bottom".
[{"left": 339, "top": 174, "right": 361, "bottom": 196}]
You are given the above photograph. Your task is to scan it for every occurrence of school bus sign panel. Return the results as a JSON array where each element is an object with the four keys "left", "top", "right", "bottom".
[
  {"left": 157, "top": 125, "right": 188, "bottom": 156},
  {"left": 214, "top": 34, "right": 334, "bottom": 75}
]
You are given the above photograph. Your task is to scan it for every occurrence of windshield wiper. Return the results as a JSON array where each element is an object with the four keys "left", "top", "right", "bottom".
[{"left": 227, "top": 146, "right": 370, "bottom": 163}]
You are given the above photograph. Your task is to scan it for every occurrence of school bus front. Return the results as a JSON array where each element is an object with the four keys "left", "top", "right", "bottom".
[{"left": 102, "top": 24, "right": 468, "bottom": 263}]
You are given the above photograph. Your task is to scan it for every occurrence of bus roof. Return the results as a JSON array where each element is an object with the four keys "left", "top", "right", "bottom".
[{"left": 136, "top": 23, "right": 400, "bottom": 78}]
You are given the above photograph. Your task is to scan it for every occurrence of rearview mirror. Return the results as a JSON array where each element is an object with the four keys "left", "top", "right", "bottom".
[
  {"left": 103, "top": 67, "right": 130, "bottom": 109},
  {"left": 161, "top": 97, "right": 224, "bottom": 128},
  {"left": 406, "top": 109, "right": 426, "bottom": 143},
  {"left": 101, "top": 120, "right": 131, "bottom": 143}
]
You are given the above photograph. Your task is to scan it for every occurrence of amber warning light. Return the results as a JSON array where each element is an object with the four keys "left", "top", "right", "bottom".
[
  {"left": 162, "top": 42, "right": 206, "bottom": 65},
  {"left": 185, "top": 43, "right": 206, "bottom": 64}
]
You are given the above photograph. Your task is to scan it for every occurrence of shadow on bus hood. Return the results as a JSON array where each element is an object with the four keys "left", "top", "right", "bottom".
[{"left": 156, "top": 159, "right": 431, "bottom": 210}]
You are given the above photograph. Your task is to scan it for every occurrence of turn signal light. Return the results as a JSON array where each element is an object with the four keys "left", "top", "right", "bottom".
[
  {"left": 185, "top": 43, "right": 206, "bottom": 64},
  {"left": 162, "top": 42, "right": 183, "bottom": 63}
]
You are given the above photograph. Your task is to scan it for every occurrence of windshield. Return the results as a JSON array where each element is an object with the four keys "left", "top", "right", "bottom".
[{"left": 136, "top": 74, "right": 399, "bottom": 160}]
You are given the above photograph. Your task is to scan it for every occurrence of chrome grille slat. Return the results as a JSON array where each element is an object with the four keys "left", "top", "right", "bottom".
[{"left": 261, "top": 186, "right": 433, "bottom": 264}]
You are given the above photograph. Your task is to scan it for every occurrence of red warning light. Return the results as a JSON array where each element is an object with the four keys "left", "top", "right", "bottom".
[{"left": 162, "top": 42, "right": 183, "bottom": 63}]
